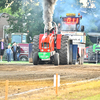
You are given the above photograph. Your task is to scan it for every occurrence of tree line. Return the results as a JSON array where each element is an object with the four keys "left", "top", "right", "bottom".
[
  {"left": 0, "top": 0, "right": 93, "bottom": 46},
  {"left": 0, "top": 0, "right": 44, "bottom": 43}
]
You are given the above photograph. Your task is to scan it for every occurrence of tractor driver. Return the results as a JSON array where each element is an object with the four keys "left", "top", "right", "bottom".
[{"left": 50, "top": 25, "right": 56, "bottom": 34}]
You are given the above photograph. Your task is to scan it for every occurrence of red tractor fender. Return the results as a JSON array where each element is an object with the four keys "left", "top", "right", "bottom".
[{"left": 56, "top": 34, "right": 62, "bottom": 49}]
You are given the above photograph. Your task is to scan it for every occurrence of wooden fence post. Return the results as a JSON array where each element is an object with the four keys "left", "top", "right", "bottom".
[{"left": 5, "top": 80, "right": 9, "bottom": 100}]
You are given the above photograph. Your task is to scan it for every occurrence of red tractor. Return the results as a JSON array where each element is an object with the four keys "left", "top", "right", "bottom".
[{"left": 32, "top": 13, "right": 86, "bottom": 65}]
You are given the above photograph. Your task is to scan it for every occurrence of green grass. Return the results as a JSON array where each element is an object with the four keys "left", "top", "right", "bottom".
[
  {"left": 81, "top": 94, "right": 100, "bottom": 100},
  {"left": 84, "top": 63, "right": 100, "bottom": 65},
  {"left": 0, "top": 61, "right": 31, "bottom": 64},
  {"left": 0, "top": 61, "right": 100, "bottom": 65}
]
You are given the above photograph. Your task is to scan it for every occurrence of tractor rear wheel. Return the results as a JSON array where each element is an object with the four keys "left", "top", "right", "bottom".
[
  {"left": 54, "top": 53, "right": 59, "bottom": 65},
  {"left": 32, "top": 35, "right": 39, "bottom": 53},
  {"left": 32, "top": 35, "right": 39, "bottom": 65},
  {"left": 59, "top": 35, "right": 69, "bottom": 65}
]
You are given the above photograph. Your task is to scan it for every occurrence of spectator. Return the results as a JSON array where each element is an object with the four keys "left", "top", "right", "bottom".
[
  {"left": 58, "top": 23, "right": 61, "bottom": 34},
  {"left": 6, "top": 45, "right": 12, "bottom": 62},
  {"left": 0, "top": 39, "right": 5, "bottom": 61},
  {"left": 8, "top": 43, "right": 12, "bottom": 47},
  {"left": 11, "top": 42, "right": 17, "bottom": 61},
  {"left": 16, "top": 44, "right": 21, "bottom": 61},
  {"left": 77, "top": 53, "right": 80, "bottom": 64}
]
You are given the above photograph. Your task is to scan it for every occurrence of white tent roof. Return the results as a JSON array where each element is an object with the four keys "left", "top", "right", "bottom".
[{"left": 87, "top": 33, "right": 100, "bottom": 37}]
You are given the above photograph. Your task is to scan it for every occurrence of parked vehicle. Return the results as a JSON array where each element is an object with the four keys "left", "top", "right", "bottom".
[
  {"left": 11, "top": 33, "right": 29, "bottom": 61},
  {"left": 18, "top": 43, "right": 29, "bottom": 61},
  {"left": 88, "top": 44, "right": 100, "bottom": 63}
]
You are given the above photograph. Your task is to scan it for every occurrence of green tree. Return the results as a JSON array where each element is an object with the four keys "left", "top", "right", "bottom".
[
  {"left": 0, "top": 8, "right": 12, "bottom": 14},
  {"left": 0, "top": 0, "right": 6, "bottom": 9},
  {"left": 86, "top": 35, "right": 93, "bottom": 47},
  {"left": 0, "top": 0, "right": 23, "bottom": 13},
  {"left": 0, "top": 0, "right": 44, "bottom": 43}
]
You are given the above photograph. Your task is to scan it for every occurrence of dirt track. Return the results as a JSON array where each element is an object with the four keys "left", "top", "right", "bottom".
[
  {"left": 0, "top": 64, "right": 100, "bottom": 100},
  {"left": 0, "top": 64, "right": 100, "bottom": 81}
]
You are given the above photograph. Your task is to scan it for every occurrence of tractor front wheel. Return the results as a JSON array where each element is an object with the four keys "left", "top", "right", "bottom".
[
  {"left": 33, "top": 52, "right": 39, "bottom": 65},
  {"left": 32, "top": 35, "right": 39, "bottom": 64},
  {"left": 54, "top": 53, "right": 59, "bottom": 65}
]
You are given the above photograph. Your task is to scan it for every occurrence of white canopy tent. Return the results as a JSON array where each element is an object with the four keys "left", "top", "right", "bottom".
[
  {"left": 87, "top": 33, "right": 100, "bottom": 43},
  {"left": 87, "top": 33, "right": 100, "bottom": 37}
]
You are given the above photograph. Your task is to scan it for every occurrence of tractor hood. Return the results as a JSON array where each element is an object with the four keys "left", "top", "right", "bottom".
[{"left": 41, "top": 33, "right": 53, "bottom": 43}]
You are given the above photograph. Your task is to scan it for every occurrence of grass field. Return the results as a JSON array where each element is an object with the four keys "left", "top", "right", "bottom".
[
  {"left": 0, "top": 61, "right": 30, "bottom": 64},
  {"left": 0, "top": 80, "right": 99, "bottom": 100},
  {"left": 82, "top": 94, "right": 100, "bottom": 100},
  {"left": 84, "top": 63, "right": 100, "bottom": 65},
  {"left": 38, "top": 80, "right": 100, "bottom": 100},
  {"left": 1, "top": 61, "right": 100, "bottom": 65}
]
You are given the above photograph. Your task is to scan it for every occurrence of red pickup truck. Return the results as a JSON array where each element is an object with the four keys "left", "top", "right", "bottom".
[{"left": 18, "top": 43, "right": 29, "bottom": 61}]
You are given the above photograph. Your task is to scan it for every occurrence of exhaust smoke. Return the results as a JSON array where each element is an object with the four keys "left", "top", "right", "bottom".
[{"left": 43, "top": 0, "right": 57, "bottom": 31}]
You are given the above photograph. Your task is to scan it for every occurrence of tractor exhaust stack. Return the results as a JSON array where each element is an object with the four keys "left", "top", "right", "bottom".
[{"left": 43, "top": 0, "right": 57, "bottom": 32}]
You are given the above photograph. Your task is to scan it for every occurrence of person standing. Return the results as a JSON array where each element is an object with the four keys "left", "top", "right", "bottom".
[
  {"left": 6, "top": 45, "right": 12, "bottom": 62},
  {"left": 16, "top": 44, "right": 21, "bottom": 61},
  {"left": 11, "top": 42, "right": 17, "bottom": 61},
  {"left": 0, "top": 39, "right": 5, "bottom": 61}
]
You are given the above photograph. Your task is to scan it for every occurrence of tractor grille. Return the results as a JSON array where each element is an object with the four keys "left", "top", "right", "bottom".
[
  {"left": 42, "top": 42, "right": 49, "bottom": 48},
  {"left": 44, "top": 43, "right": 47, "bottom": 48},
  {"left": 42, "top": 43, "right": 43, "bottom": 48}
]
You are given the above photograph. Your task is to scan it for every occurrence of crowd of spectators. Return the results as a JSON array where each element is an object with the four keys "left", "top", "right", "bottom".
[{"left": 0, "top": 39, "right": 21, "bottom": 62}]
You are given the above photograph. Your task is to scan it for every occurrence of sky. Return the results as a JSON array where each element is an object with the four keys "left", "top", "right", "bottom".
[
  {"left": 39, "top": 0, "right": 100, "bottom": 32},
  {"left": 80, "top": 0, "right": 96, "bottom": 8},
  {"left": 51, "top": 0, "right": 100, "bottom": 32}
]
